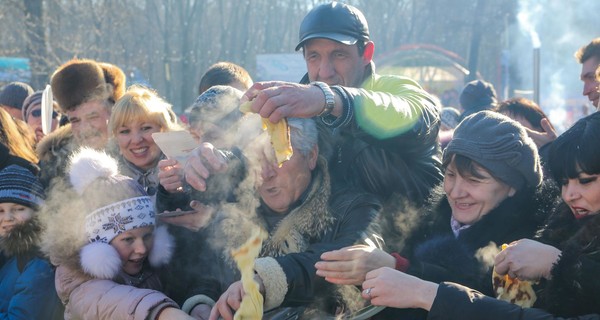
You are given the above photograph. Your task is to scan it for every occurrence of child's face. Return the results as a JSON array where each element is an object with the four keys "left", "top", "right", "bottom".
[
  {"left": 110, "top": 226, "right": 154, "bottom": 276},
  {"left": 0, "top": 202, "right": 34, "bottom": 237}
]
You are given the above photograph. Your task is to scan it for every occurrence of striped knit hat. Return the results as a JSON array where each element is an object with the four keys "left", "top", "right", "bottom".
[{"left": 0, "top": 164, "right": 45, "bottom": 209}]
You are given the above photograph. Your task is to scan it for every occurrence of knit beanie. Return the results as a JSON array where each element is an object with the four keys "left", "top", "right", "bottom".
[
  {"left": 68, "top": 147, "right": 172, "bottom": 279},
  {"left": 459, "top": 80, "right": 497, "bottom": 116},
  {"left": 187, "top": 85, "right": 243, "bottom": 127},
  {"left": 443, "top": 111, "right": 542, "bottom": 191},
  {"left": 0, "top": 164, "right": 45, "bottom": 209},
  {"left": 0, "top": 82, "right": 34, "bottom": 109},
  {"left": 440, "top": 107, "right": 461, "bottom": 129},
  {"left": 21, "top": 91, "right": 60, "bottom": 121}
]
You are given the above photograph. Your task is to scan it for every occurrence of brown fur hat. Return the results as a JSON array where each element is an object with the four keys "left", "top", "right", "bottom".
[
  {"left": 98, "top": 62, "right": 126, "bottom": 103},
  {"left": 50, "top": 59, "right": 126, "bottom": 112}
]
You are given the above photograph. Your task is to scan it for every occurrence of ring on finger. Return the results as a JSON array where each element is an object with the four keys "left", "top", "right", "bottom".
[{"left": 365, "top": 287, "right": 373, "bottom": 299}]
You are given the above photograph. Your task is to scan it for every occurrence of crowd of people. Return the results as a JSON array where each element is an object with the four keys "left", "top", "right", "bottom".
[{"left": 1, "top": 2, "right": 600, "bottom": 319}]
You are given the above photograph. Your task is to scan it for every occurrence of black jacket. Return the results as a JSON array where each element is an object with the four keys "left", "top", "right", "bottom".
[
  {"left": 428, "top": 282, "right": 600, "bottom": 320},
  {"left": 402, "top": 181, "right": 558, "bottom": 296},
  {"left": 533, "top": 203, "right": 600, "bottom": 317}
]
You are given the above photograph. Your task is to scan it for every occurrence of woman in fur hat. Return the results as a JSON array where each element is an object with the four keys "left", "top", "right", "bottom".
[
  {"left": 40, "top": 147, "right": 193, "bottom": 320},
  {"left": 0, "top": 164, "right": 62, "bottom": 318},
  {"left": 109, "top": 85, "right": 182, "bottom": 197}
]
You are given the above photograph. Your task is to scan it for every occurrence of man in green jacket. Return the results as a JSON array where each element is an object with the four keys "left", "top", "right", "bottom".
[{"left": 242, "top": 1, "right": 442, "bottom": 204}]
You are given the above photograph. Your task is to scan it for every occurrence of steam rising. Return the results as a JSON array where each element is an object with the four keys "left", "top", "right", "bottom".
[{"left": 511, "top": 1, "right": 600, "bottom": 132}]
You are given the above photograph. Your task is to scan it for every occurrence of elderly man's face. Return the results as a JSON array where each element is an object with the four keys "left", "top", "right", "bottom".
[
  {"left": 259, "top": 146, "right": 318, "bottom": 213},
  {"left": 67, "top": 100, "right": 111, "bottom": 149},
  {"left": 304, "top": 38, "right": 372, "bottom": 87},
  {"left": 580, "top": 56, "right": 600, "bottom": 109}
]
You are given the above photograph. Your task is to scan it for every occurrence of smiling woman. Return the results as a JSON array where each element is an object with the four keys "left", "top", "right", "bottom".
[
  {"left": 315, "top": 110, "right": 558, "bottom": 319},
  {"left": 109, "top": 86, "right": 183, "bottom": 196}
]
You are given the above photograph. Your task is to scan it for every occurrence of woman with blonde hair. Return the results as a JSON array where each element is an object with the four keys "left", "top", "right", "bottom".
[
  {"left": 109, "top": 86, "right": 183, "bottom": 196},
  {"left": 0, "top": 107, "right": 38, "bottom": 164}
]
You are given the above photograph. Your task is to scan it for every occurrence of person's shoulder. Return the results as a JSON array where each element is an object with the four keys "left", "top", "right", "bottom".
[{"left": 372, "top": 73, "right": 424, "bottom": 88}]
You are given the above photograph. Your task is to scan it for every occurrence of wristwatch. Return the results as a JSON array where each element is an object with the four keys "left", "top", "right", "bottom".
[{"left": 311, "top": 81, "right": 335, "bottom": 117}]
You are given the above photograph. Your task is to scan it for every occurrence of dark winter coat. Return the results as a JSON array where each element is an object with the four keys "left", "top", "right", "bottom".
[
  {"left": 171, "top": 158, "right": 381, "bottom": 317},
  {"left": 428, "top": 282, "right": 600, "bottom": 320},
  {"left": 533, "top": 202, "right": 600, "bottom": 317},
  {"left": 403, "top": 181, "right": 559, "bottom": 296}
]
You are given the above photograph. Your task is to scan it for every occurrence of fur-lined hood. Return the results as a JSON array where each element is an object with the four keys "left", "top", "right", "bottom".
[{"left": 0, "top": 216, "right": 42, "bottom": 257}]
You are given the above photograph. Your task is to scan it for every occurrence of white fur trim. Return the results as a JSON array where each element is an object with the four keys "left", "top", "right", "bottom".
[
  {"left": 148, "top": 225, "right": 174, "bottom": 267},
  {"left": 80, "top": 242, "right": 121, "bottom": 279},
  {"left": 254, "top": 257, "right": 288, "bottom": 311},
  {"left": 69, "top": 147, "right": 119, "bottom": 194}
]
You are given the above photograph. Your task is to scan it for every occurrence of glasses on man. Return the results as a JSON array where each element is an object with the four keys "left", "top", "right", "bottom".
[{"left": 30, "top": 109, "right": 59, "bottom": 119}]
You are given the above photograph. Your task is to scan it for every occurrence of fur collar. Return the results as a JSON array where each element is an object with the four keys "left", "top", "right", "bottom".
[
  {"left": 260, "top": 158, "right": 335, "bottom": 257},
  {"left": 36, "top": 124, "right": 76, "bottom": 187},
  {"left": 0, "top": 217, "right": 42, "bottom": 257},
  {"left": 36, "top": 124, "right": 75, "bottom": 162}
]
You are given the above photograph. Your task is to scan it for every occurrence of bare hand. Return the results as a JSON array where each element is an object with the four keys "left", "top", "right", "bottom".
[
  {"left": 524, "top": 118, "right": 557, "bottom": 149},
  {"left": 185, "top": 143, "right": 228, "bottom": 192},
  {"left": 315, "top": 245, "right": 395, "bottom": 285},
  {"left": 494, "top": 239, "right": 561, "bottom": 281},
  {"left": 159, "top": 201, "right": 214, "bottom": 232},
  {"left": 362, "top": 267, "right": 438, "bottom": 311},
  {"left": 209, "top": 281, "right": 245, "bottom": 320},
  {"left": 241, "top": 81, "right": 326, "bottom": 123},
  {"left": 158, "top": 158, "right": 184, "bottom": 193},
  {"left": 190, "top": 304, "right": 212, "bottom": 320}
]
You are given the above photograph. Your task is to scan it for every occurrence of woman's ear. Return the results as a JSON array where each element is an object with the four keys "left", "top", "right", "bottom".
[{"left": 508, "top": 187, "right": 516, "bottom": 197}]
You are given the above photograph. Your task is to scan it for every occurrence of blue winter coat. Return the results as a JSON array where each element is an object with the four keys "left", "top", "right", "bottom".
[{"left": 0, "top": 255, "right": 61, "bottom": 319}]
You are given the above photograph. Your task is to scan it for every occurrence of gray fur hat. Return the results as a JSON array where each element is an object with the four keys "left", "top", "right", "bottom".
[{"left": 443, "top": 110, "right": 542, "bottom": 191}]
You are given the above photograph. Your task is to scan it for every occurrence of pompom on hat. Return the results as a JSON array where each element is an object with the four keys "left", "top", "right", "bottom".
[
  {"left": 68, "top": 147, "right": 173, "bottom": 279},
  {"left": 50, "top": 59, "right": 126, "bottom": 113},
  {"left": 459, "top": 80, "right": 497, "bottom": 120},
  {"left": 443, "top": 111, "right": 542, "bottom": 191}
]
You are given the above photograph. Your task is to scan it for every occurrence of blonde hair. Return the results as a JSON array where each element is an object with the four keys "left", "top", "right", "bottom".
[
  {"left": 0, "top": 108, "right": 38, "bottom": 163},
  {"left": 109, "top": 85, "right": 182, "bottom": 135}
]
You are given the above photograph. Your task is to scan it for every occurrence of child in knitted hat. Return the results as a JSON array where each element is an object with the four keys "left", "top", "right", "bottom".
[
  {"left": 41, "top": 147, "right": 193, "bottom": 320},
  {"left": 0, "top": 164, "right": 62, "bottom": 318}
]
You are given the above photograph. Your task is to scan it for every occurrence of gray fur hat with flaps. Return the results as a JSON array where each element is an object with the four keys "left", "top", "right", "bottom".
[
  {"left": 50, "top": 59, "right": 126, "bottom": 113},
  {"left": 443, "top": 110, "right": 542, "bottom": 191},
  {"left": 41, "top": 147, "right": 173, "bottom": 279}
]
